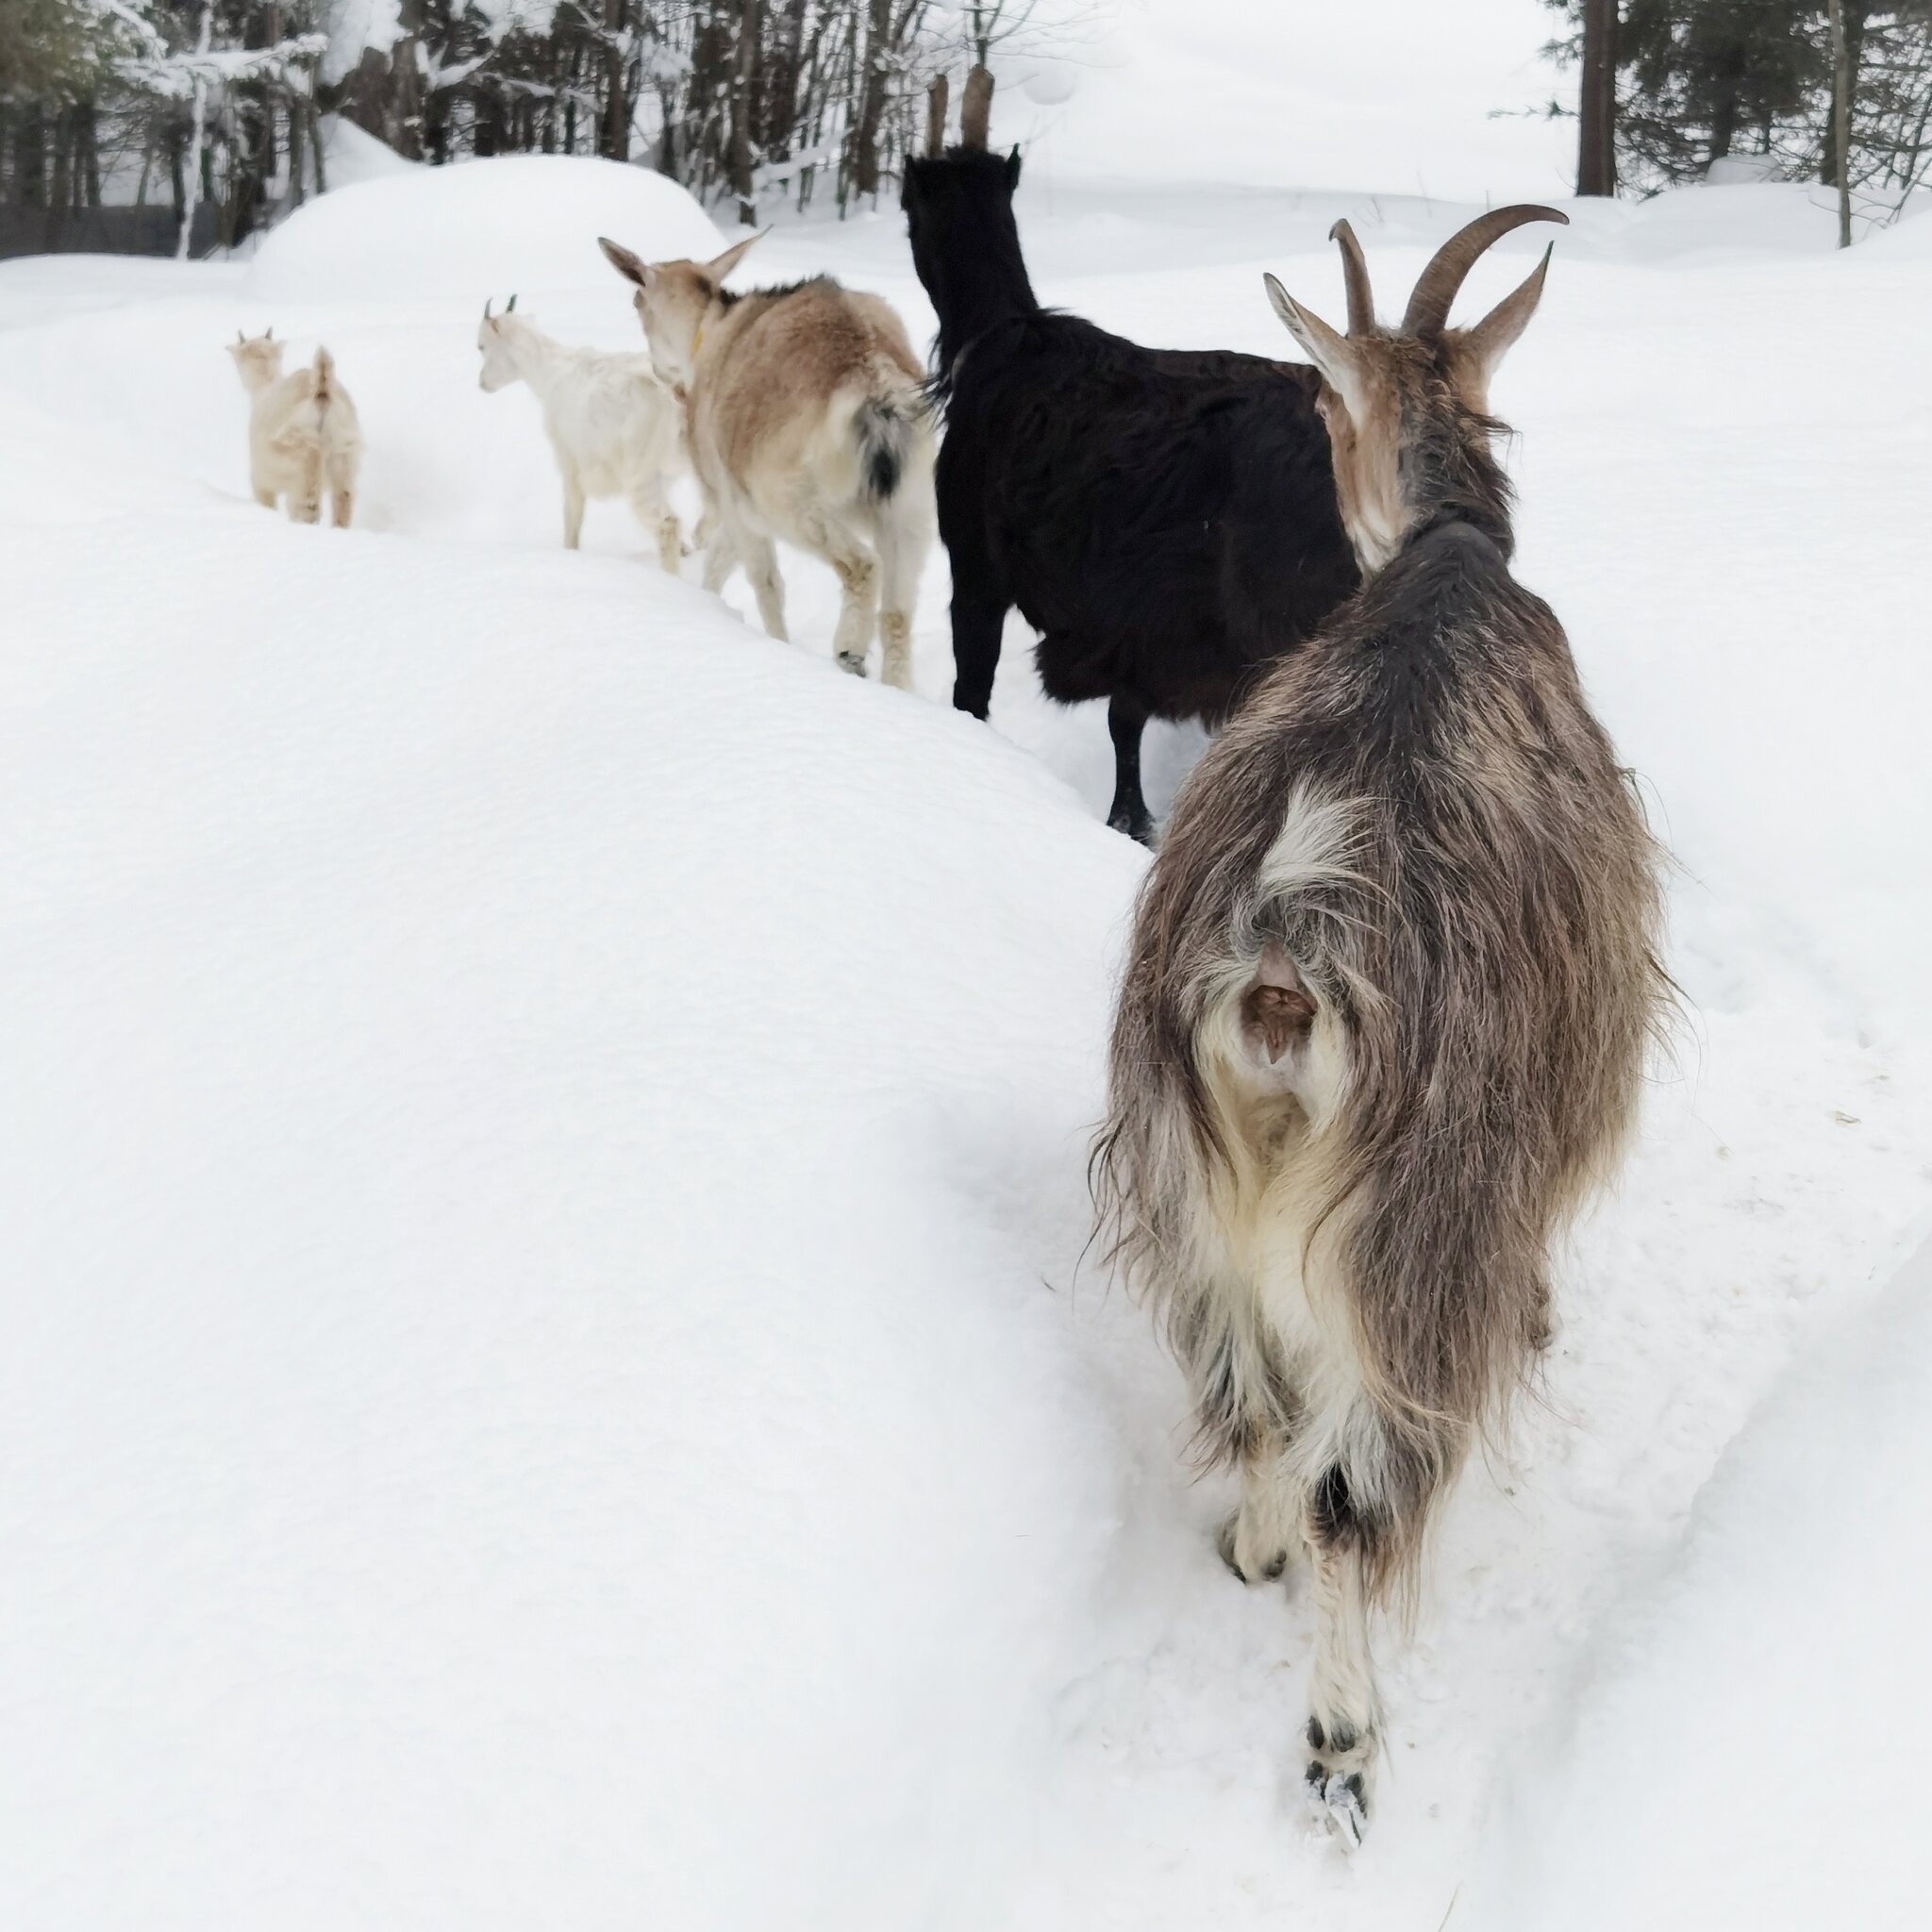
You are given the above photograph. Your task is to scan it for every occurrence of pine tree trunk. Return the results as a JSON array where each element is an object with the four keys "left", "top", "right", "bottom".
[{"left": 1576, "top": 0, "right": 1618, "bottom": 197}]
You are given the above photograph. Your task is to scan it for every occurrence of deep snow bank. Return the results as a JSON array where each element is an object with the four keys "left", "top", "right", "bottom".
[
  {"left": 0, "top": 401, "right": 1150, "bottom": 1931},
  {"left": 245, "top": 153, "right": 724, "bottom": 305},
  {"left": 1471, "top": 1224, "right": 1932, "bottom": 1930}
]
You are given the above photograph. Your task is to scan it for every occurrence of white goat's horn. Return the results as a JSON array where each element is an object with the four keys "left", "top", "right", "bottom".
[{"left": 506, "top": 292, "right": 517, "bottom": 313}]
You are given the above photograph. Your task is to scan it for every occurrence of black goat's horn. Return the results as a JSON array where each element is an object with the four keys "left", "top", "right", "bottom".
[
  {"left": 960, "top": 64, "right": 994, "bottom": 149},
  {"left": 926, "top": 74, "right": 949, "bottom": 158},
  {"left": 1329, "top": 219, "right": 1374, "bottom": 335},
  {"left": 1403, "top": 204, "right": 1569, "bottom": 339}
]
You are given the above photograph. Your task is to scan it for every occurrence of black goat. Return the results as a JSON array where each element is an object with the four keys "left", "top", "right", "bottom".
[{"left": 901, "top": 78, "right": 1357, "bottom": 841}]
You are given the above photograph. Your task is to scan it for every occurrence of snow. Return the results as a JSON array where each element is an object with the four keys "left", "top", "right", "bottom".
[
  {"left": 1471, "top": 1220, "right": 1932, "bottom": 1930},
  {"left": 244, "top": 156, "right": 724, "bottom": 307},
  {"left": 317, "top": 111, "right": 420, "bottom": 190},
  {"left": 998, "top": 0, "right": 1574, "bottom": 201},
  {"left": 4, "top": 129, "right": 1932, "bottom": 1932}
]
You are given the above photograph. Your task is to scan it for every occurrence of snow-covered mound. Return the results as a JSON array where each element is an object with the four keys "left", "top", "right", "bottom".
[
  {"left": 317, "top": 111, "right": 419, "bottom": 189},
  {"left": 245, "top": 154, "right": 724, "bottom": 305},
  {"left": 0, "top": 393, "right": 1148, "bottom": 1931},
  {"left": 1473, "top": 1224, "right": 1932, "bottom": 1930}
]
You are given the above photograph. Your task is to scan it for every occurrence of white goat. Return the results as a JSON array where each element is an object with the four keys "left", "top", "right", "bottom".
[
  {"left": 227, "top": 329, "right": 363, "bottom": 527},
  {"left": 598, "top": 234, "right": 935, "bottom": 688},
  {"left": 476, "top": 297, "right": 685, "bottom": 571}
]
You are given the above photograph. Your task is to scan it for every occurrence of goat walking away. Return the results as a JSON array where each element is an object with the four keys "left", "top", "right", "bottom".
[
  {"left": 1095, "top": 209, "right": 1670, "bottom": 1848},
  {"left": 227, "top": 329, "right": 363, "bottom": 527},
  {"left": 476, "top": 295, "right": 686, "bottom": 571},
  {"left": 903, "top": 69, "right": 1357, "bottom": 842},
  {"left": 598, "top": 232, "right": 935, "bottom": 690}
]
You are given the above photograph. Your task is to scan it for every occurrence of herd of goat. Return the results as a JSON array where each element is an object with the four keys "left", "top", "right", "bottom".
[{"left": 228, "top": 67, "right": 1669, "bottom": 1851}]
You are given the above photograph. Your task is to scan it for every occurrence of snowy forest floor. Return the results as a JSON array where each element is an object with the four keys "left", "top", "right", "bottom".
[{"left": 3, "top": 158, "right": 1930, "bottom": 1929}]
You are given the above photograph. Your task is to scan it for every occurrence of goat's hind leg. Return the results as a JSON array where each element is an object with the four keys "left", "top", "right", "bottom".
[
  {"left": 738, "top": 532, "right": 789, "bottom": 643},
  {"left": 1107, "top": 693, "right": 1157, "bottom": 845},
  {"left": 1301, "top": 1465, "right": 1387, "bottom": 1850},
  {"left": 1220, "top": 1428, "right": 1299, "bottom": 1586}
]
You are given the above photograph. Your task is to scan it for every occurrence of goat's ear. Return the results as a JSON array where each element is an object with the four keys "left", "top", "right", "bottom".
[
  {"left": 1457, "top": 242, "right": 1554, "bottom": 391},
  {"left": 1263, "top": 274, "right": 1357, "bottom": 397},
  {"left": 1007, "top": 144, "right": 1022, "bottom": 190},
  {"left": 599, "top": 236, "right": 653, "bottom": 291},
  {"left": 703, "top": 230, "right": 763, "bottom": 283}
]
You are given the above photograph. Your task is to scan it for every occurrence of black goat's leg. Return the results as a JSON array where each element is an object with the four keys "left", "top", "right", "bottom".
[
  {"left": 950, "top": 595, "right": 1007, "bottom": 719},
  {"left": 1107, "top": 695, "right": 1156, "bottom": 844}
]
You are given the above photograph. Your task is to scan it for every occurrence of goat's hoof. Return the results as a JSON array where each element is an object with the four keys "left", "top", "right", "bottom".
[
  {"left": 1107, "top": 809, "right": 1157, "bottom": 847},
  {"left": 1305, "top": 1764, "right": 1369, "bottom": 1850},
  {"left": 1216, "top": 1512, "right": 1289, "bottom": 1586},
  {"left": 835, "top": 650, "right": 869, "bottom": 678},
  {"left": 1304, "top": 1715, "right": 1376, "bottom": 1850}
]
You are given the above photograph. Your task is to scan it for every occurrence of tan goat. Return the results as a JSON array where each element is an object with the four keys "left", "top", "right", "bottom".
[
  {"left": 598, "top": 234, "right": 934, "bottom": 688},
  {"left": 226, "top": 330, "right": 363, "bottom": 527}
]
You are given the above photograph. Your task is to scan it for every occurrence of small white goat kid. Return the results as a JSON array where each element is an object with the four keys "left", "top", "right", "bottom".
[
  {"left": 226, "top": 329, "right": 363, "bottom": 527},
  {"left": 476, "top": 297, "right": 685, "bottom": 571}
]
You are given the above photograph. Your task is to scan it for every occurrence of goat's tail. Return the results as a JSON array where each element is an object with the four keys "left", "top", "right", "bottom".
[
  {"left": 311, "top": 345, "right": 336, "bottom": 419},
  {"left": 854, "top": 392, "right": 919, "bottom": 503},
  {"left": 1099, "top": 766, "right": 1664, "bottom": 1608}
]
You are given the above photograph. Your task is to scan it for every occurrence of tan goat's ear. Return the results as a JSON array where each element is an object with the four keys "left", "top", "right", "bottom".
[
  {"left": 1263, "top": 275, "right": 1358, "bottom": 395},
  {"left": 1457, "top": 242, "right": 1555, "bottom": 393},
  {"left": 598, "top": 236, "right": 653, "bottom": 291},
  {"left": 703, "top": 230, "right": 763, "bottom": 283}
]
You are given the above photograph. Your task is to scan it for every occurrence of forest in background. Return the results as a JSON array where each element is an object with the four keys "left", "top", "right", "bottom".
[{"left": 5, "top": 4, "right": 1932, "bottom": 256}]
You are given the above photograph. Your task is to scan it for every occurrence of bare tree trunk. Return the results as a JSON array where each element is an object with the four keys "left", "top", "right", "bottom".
[
  {"left": 1829, "top": 0, "right": 1854, "bottom": 245},
  {"left": 602, "top": 0, "right": 631, "bottom": 160},
  {"left": 731, "top": 0, "right": 761, "bottom": 222},
  {"left": 850, "top": 0, "right": 891, "bottom": 198},
  {"left": 1576, "top": 0, "right": 1618, "bottom": 197},
  {"left": 178, "top": 1, "right": 215, "bottom": 259}
]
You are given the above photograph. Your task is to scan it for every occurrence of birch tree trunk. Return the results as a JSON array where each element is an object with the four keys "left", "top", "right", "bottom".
[{"left": 177, "top": 1, "right": 214, "bottom": 260}]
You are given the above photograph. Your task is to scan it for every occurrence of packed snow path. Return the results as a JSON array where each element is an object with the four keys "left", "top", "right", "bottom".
[{"left": 3, "top": 158, "right": 1929, "bottom": 1928}]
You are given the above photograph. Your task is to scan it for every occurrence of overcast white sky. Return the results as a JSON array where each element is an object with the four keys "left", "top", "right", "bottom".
[{"left": 1000, "top": 0, "right": 1578, "bottom": 202}]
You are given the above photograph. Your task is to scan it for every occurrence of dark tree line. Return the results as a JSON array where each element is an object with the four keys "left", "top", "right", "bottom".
[
  {"left": 2, "top": 2, "right": 1070, "bottom": 252},
  {"left": 1548, "top": 1, "right": 1932, "bottom": 224}
]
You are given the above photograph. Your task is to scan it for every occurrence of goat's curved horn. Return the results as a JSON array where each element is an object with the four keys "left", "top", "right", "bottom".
[
  {"left": 483, "top": 297, "right": 492, "bottom": 321},
  {"left": 506, "top": 292, "right": 517, "bottom": 313},
  {"left": 1329, "top": 220, "right": 1375, "bottom": 335},
  {"left": 236, "top": 327, "right": 245, "bottom": 343},
  {"left": 264, "top": 325, "right": 273, "bottom": 340},
  {"left": 926, "top": 74, "right": 949, "bottom": 158},
  {"left": 960, "top": 64, "right": 994, "bottom": 149},
  {"left": 1402, "top": 204, "right": 1569, "bottom": 339}
]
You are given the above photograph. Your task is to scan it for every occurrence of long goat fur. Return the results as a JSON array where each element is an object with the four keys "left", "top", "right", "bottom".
[
  {"left": 901, "top": 114, "right": 1357, "bottom": 841},
  {"left": 1093, "top": 208, "right": 1672, "bottom": 1846}
]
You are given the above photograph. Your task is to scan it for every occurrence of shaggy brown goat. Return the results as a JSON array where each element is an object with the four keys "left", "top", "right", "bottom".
[{"left": 1094, "top": 208, "right": 1670, "bottom": 1849}]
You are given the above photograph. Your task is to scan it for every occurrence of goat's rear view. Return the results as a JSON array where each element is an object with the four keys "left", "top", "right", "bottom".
[
  {"left": 599, "top": 233, "right": 934, "bottom": 689},
  {"left": 903, "top": 71, "right": 1357, "bottom": 841},
  {"left": 1096, "top": 210, "right": 1669, "bottom": 1848},
  {"left": 227, "top": 330, "right": 363, "bottom": 527}
]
